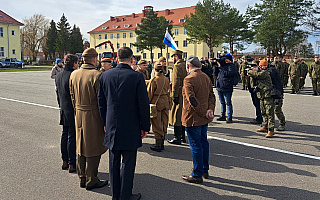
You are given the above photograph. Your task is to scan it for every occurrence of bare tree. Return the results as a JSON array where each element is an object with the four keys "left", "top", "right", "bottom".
[{"left": 22, "top": 14, "right": 49, "bottom": 62}]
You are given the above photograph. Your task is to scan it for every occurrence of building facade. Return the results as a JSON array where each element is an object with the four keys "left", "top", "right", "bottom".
[
  {"left": 88, "top": 6, "right": 222, "bottom": 61},
  {"left": 0, "top": 10, "right": 23, "bottom": 60}
]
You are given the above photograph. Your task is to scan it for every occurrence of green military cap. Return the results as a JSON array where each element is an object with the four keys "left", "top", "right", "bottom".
[
  {"left": 82, "top": 48, "right": 98, "bottom": 57},
  {"left": 137, "top": 59, "right": 147, "bottom": 65},
  {"left": 159, "top": 57, "right": 166, "bottom": 62},
  {"left": 171, "top": 50, "right": 183, "bottom": 57},
  {"left": 101, "top": 58, "right": 112, "bottom": 63}
]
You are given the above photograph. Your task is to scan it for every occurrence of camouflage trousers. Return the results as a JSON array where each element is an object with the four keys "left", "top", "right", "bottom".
[
  {"left": 275, "top": 98, "right": 285, "bottom": 126},
  {"left": 290, "top": 76, "right": 300, "bottom": 92},
  {"left": 311, "top": 78, "right": 320, "bottom": 92},
  {"left": 299, "top": 78, "right": 306, "bottom": 89},
  {"left": 242, "top": 76, "right": 249, "bottom": 88},
  {"left": 284, "top": 75, "right": 289, "bottom": 87},
  {"left": 260, "top": 97, "right": 275, "bottom": 131}
]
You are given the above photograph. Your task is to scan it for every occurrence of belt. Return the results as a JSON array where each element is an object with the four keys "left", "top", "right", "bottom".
[{"left": 75, "top": 104, "right": 98, "bottom": 111}]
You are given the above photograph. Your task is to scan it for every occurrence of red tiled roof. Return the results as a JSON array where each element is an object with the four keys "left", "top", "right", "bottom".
[
  {"left": 88, "top": 6, "right": 195, "bottom": 33},
  {"left": 0, "top": 10, "right": 24, "bottom": 26}
]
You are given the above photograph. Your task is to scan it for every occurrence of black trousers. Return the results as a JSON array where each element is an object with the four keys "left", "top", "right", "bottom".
[
  {"left": 61, "top": 125, "right": 76, "bottom": 167},
  {"left": 109, "top": 149, "right": 137, "bottom": 200}
]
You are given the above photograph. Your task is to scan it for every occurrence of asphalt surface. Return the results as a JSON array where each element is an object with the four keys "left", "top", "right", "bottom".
[{"left": 0, "top": 71, "right": 319, "bottom": 200}]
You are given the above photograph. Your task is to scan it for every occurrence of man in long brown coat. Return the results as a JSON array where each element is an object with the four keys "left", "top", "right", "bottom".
[
  {"left": 167, "top": 50, "right": 187, "bottom": 145},
  {"left": 181, "top": 55, "right": 215, "bottom": 184},
  {"left": 69, "top": 48, "right": 108, "bottom": 190}
]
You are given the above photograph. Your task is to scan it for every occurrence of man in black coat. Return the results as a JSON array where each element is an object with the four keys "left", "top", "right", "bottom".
[
  {"left": 55, "top": 54, "right": 79, "bottom": 173},
  {"left": 98, "top": 47, "right": 150, "bottom": 200}
]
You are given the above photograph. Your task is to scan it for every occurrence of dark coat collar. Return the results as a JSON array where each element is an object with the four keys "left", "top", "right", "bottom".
[{"left": 116, "top": 63, "right": 133, "bottom": 70}]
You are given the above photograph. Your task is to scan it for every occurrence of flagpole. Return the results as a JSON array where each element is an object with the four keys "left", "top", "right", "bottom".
[{"left": 166, "top": 45, "right": 169, "bottom": 74}]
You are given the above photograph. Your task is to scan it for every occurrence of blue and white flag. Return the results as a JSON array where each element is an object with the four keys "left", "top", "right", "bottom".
[{"left": 163, "top": 30, "right": 178, "bottom": 50}]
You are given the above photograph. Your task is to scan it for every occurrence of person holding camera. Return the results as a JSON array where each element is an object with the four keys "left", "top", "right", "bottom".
[
  {"left": 247, "top": 60, "right": 275, "bottom": 138},
  {"left": 214, "top": 54, "right": 237, "bottom": 123}
]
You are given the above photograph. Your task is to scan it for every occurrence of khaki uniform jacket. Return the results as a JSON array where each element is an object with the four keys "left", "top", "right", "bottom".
[
  {"left": 69, "top": 64, "right": 108, "bottom": 157},
  {"left": 288, "top": 62, "right": 301, "bottom": 77},
  {"left": 240, "top": 62, "right": 250, "bottom": 76},
  {"left": 309, "top": 61, "right": 320, "bottom": 79},
  {"left": 147, "top": 72, "right": 170, "bottom": 110},
  {"left": 272, "top": 61, "right": 285, "bottom": 78},
  {"left": 182, "top": 69, "right": 216, "bottom": 127},
  {"left": 136, "top": 68, "right": 150, "bottom": 80},
  {"left": 169, "top": 59, "right": 187, "bottom": 126}
]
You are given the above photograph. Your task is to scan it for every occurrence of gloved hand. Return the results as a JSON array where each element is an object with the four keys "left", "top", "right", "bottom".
[{"left": 172, "top": 97, "right": 179, "bottom": 105}]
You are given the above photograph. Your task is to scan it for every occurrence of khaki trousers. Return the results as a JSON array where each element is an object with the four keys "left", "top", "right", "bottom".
[
  {"left": 77, "top": 154, "right": 101, "bottom": 187},
  {"left": 151, "top": 109, "right": 169, "bottom": 139}
]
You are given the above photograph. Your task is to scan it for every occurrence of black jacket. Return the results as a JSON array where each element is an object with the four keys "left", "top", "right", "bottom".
[
  {"left": 55, "top": 68, "right": 75, "bottom": 126},
  {"left": 214, "top": 62, "right": 237, "bottom": 93},
  {"left": 267, "top": 65, "right": 283, "bottom": 94},
  {"left": 98, "top": 63, "right": 150, "bottom": 151}
]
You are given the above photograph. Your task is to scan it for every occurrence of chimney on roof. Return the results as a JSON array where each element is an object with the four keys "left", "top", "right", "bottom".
[
  {"left": 116, "top": 18, "right": 120, "bottom": 22},
  {"left": 165, "top": 9, "right": 170, "bottom": 15},
  {"left": 132, "top": 13, "right": 136, "bottom": 18},
  {"left": 143, "top": 6, "right": 153, "bottom": 17},
  {"left": 122, "top": 16, "right": 125, "bottom": 21},
  {"left": 110, "top": 16, "right": 114, "bottom": 21}
]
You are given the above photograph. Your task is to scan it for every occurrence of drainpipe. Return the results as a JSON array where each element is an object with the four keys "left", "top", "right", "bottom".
[{"left": 7, "top": 23, "right": 9, "bottom": 58}]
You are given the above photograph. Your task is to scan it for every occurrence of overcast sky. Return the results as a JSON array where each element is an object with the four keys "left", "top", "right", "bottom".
[{"left": 2, "top": 0, "right": 318, "bottom": 52}]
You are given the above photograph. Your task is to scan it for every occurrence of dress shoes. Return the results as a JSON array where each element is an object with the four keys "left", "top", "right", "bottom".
[
  {"left": 129, "top": 193, "right": 142, "bottom": 200},
  {"left": 150, "top": 145, "right": 162, "bottom": 152},
  {"left": 86, "top": 180, "right": 108, "bottom": 190},
  {"left": 226, "top": 118, "right": 233, "bottom": 123},
  {"left": 167, "top": 138, "right": 181, "bottom": 145},
  {"left": 182, "top": 175, "right": 203, "bottom": 184},
  {"left": 217, "top": 116, "right": 226, "bottom": 121},
  {"left": 203, "top": 173, "right": 209, "bottom": 179},
  {"left": 68, "top": 165, "right": 76, "bottom": 173},
  {"left": 62, "top": 161, "right": 69, "bottom": 170}
]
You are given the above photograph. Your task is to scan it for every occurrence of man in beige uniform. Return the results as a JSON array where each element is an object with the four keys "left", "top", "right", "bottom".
[
  {"left": 69, "top": 48, "right": 108, "bottom": 190},
  {"left": 135, "top": 59, "right": 150, "bottom": 80},
  {"left": 167, "top": 50, "right": 187, "bottom": 145}
]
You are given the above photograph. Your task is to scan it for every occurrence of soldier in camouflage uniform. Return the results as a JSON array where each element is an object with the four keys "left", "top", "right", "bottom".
[
  {"left": 288, "top": 57, "right": 301, "bottom": 94},
  {"left": 309, "top": 56, "right": 320, "bottom": 95},
  {"left": 239, "top": 56, "right": 250, "bottom": 90},
  {"left": 299, "top": 59, "right": 308, "bottom": 90},
  {"left": 248, "top": 60, "right": 275, "bottom": 138},
  {"left": 282, "top": 59, "right": 290, "bottom": 88}
]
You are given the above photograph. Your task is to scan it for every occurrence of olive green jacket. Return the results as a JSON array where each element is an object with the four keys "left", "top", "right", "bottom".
[
  {"left": 248, "top": 70, "right": 273, "bottom": 99},
  {"left": 309, "top": 61, "right": 320, "bottom": 79}
]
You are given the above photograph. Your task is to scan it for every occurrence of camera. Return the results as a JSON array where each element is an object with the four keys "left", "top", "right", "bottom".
[{"left": 216, "top": 56, "right": 226, "bottom": 66}]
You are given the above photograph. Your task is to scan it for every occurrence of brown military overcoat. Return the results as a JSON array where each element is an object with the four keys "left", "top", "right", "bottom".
[
  {"left": 181, "top": 69, "right": 216, "bottom": 127},
  {"left": 169, "top": 59, "right": 187, "bottom": 126},
  {"left": 69, "top": 64, "right": 108, "bottom": 157}
]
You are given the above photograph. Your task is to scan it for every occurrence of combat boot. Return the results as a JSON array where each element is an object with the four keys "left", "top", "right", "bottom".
[
  {"left": 256, "top": 128, "right": 268, "bottom": 133},
  {"left": 265, "top": 131, "right": 275, "bottom": 138},
  {"left": 276, "top": 125, "right": 285, "bottom": 131},
  {"left": 150, "top": 139, "right": 163, "bottom": 152}
]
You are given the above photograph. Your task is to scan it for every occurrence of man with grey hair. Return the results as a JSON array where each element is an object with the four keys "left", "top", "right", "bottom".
[{"left": 181, "top": 55, "right": 216, "bottom": 184}]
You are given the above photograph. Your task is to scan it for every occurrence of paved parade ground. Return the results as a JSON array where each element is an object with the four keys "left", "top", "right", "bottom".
[{"left": 0, "top": 71, "right": 319, "bottom": 200}]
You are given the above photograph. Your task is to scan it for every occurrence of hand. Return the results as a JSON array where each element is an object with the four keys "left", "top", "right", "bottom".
[
  {"left": 206, "top": 110, "right": 214, "bottom": 119},
  {"left": 299, "top": 77, "right": 304, "bottom": 79},
  {"left": 141, "top": 130, "right": 148, "bottom": 139},
  {"left": 172, "top": 97, "right": 179, "bottom": 105},
  {"left": 104, "top": 126, "right": 106, "bottom": 132}
]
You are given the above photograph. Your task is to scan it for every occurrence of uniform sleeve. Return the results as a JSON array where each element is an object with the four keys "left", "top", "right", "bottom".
[
  {"left": 147, "top": 78, "right": 155, "bottom": 103},
  {"left": 171, "top": 65, "right": 180, "bottom": 98}
]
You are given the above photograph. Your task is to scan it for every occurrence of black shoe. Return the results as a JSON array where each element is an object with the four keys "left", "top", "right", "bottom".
[
  {"left": 313, "top": 92, "right": 318, "bottom": 96},
  {"left": 181, "top": 137, "right": 187, "bottom": 143},
  {"left": 290, "top": 90, "right": 296, "bottom": 94},
  {"left": 80, "top": 183, "right": 86, "bottom": 188},
  {"left": 86, "top": 180, "right": 108, "bottom": 190},
  {"left": 226, "top": 118, "right": 233, "bottom": 123},
  {"left": 167, "top": 138, "right": 181, "bottom": 145},
  {"left": 150, "top": 145, "right": 162, "bottom": 152},
  {"left": 130, "top": 193, "right": 142, "bottom": 200},
  {"left": 217, "top": 116, "right": 226, "bottom": 121}
]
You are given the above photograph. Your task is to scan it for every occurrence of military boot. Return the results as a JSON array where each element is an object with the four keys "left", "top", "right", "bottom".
[
  {"left": 276, "top": 125, "right": 285, "bottom": 131},
  {"left": 167, "top": 126, "right": 182, "bottom": 145},
  {"left": 256, "top": 128, "right": 268, "bottom": 133},
  {"left": 265, "top": 131, "right": 275, "bottom": 138},
  {"left": 161, "top": 139, "right": 164, "bottom": 150},
  {"left": 150, "top": 139, "right": 163, "bottom": 152}
]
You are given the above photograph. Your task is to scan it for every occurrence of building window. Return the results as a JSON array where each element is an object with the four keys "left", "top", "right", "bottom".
[
  {"left": 174, "top": 29, "right": 179, "bottom": 35},
  {"left": 175, "top": 41, "right": 178, "bottom": 47},
  {"left": 168, "top": 53, "right": 170, "bottom": 58},
  {"left": 183, "top": 52, "right": 187, "bottom": 59},
  {"left": 130, "top": 32, "right": 133, "bottom": 38},
  {"left": 0, "top": 27, "right": 3, "bottom": 37},
  {"left": 113, "top": 25, "right": 118, "bottom": 29},
  {"left": 158, "top": 53, "right": 162, "bottom": 59},
  {"left": 184, "top": 28, "right": 187, "bottom": 35},
  {"left": 124, "top": 24, "right": 130, "bottom": 28},
  {"left": 183, "top": 40, "right": 188, "bottom": 47},
  {"left": 123, "top": 43, "right": 126, "bottom": 47},
  {"left": 123, "top": 33, "right": 126, "bottom": 38},
  {"left": 117, "top": 33, "right": 120, "bottom": 39},
  {"left": 136, "top": 48, "right": 139, "bottom": 53},
  {"left": 117, "top": 43, "right": 120, "bottom": 49},
  {"left": 110, "top": 34, "right": 113, "bottom": 39},
  {"left": 179, "top": 19, "right": 185, "bottom": 23},
  {"left": 143, "top": 53, "right": 146, "bottom": 59},
  {"left": 12, "top": 30, "right": 15, "bottom": 36},
  {"left": 102, "top": 26, "right": 107, "bottom": 30},
  {"left": 0, "top": 47, "right": 4, "bottom": 57},
  {"left": 104, "top": 34, "right": 107, "bottom": 39},
  {"left": 12, "top": 49, "right": 16, "bottom": 55},
  {"left": 130, "top": 43, "right": 133, "bottom": 49},
  {"left": 99, "top": 46, "right": 102, "bottom": 49},
  {"left": 99, "top": 35, "right": 101, "bottom": 40},
  {"left": 105, "top": 44, "right": 108, "bottom": 49}
]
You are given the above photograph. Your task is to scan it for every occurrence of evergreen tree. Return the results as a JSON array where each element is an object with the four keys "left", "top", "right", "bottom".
[
  {"left": 56, "top": 14, "right": 71, "bottom": 58},
  {"left": 69, "top": 25, "right": 83, "bottom": 54},
  {"left": 45, "top": 20, "right": 58, "bottom": 60}
]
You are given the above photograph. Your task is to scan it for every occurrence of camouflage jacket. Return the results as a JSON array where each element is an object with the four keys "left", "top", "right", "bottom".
[
  {"left": 248, "top": 69, "right": 273, "bottom": 99},
  {"left": 309, "top": 61, "right": 320, "bottom": 79}
]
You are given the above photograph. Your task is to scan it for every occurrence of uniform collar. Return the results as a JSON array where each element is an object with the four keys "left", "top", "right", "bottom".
[{"left": 81, "top": 63, "right": 96, "bottom": 69}]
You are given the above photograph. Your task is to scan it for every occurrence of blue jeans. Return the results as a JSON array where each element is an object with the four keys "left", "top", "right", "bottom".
[
  {"left": 218, "top": 91, "right": 233, "bottom": 119},
  {"left": 250, "top": 92, "right": 262, "bottom": 123},
  {"left": 186, "top": 125, "right": 209, "bottom": 178},
  {"left": 61, "top": 125, "right": 76, "bottom": 167}
]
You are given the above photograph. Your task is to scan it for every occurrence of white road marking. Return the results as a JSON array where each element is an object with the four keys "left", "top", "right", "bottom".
[{"left": 1, "top": 96, "right": 319, "bottom": 161}]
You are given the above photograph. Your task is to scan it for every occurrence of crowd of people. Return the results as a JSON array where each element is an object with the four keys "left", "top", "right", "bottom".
[{"left": 51, "top": 46, "right": 320, "bottom": 199}]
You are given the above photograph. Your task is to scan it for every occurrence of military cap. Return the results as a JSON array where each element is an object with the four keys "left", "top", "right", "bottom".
[
  {"left": 137, "top": 59, "right": 147, "bottom": 65},
  {"left": 159, "top": 57, "right": 166, "bottom": 62},
  {"left": 171, "top": 50, "right": 183, "bottom": 57},
  {"left": 82, "top": 48, "right": 98, "bottom": 57},
  {"left": 154, "top": 62, "right": 164, "bottom": 70},
  {"left": 101, "top": 58, "right": 112, "bottom": 63},
  {"left": 315, "top": 55, "right": 319, "bottom": 58},
  {"left": 187, "top": 55, "right": 202, "bottom": 67}
]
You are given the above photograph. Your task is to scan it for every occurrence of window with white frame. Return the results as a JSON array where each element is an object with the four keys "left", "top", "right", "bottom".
[
  {"left": 143, "top": 53, "right": 146, "bottom": 59},
  {"left": 136, "top": 48, "right": 139, "bottom": 53},
  {"left": 123, "top": 43, "right": 126, "bottom": 47},
  {"left": 0, "top": 27, "right": 3, "bottom": 37},
  {"left": 117, "top": 43, "right": 120, "bottom": 49},
  {"left": 179, "top": 19, "right": 185, "bottom": 23},
  {"left": 123, "top": 33, "right": 126, "bottom": 38},
  {"left": 104, "top": 34, "right": 107, "bottom": 39},
  {"left": 174, "top": 29, "right": 179, "bottom": 35},
  {"left": 130, "top": 32, "right": 133, "bottom": 38},
  {"left": 117, "top": 33, "right": 120, "bottom": 38},
  {"left": 105, "top": 44, "right": 108, "bottom": 49},
  {"left": 99, "top": 35, "right": 101, "bottom": 40},
  {"left": 183, "top": 40, "right": 188, "bottom": 47},
  {"left": 110, "top": 34, "right": 113, "bottom": 39},
  {"left": 130, "top": 43, "right": 133, "bottom": 49},
  {"left": 183, "top": 52, "right": 187, "bottom": 59},
  {"left": 0, "top": 47, "right": 4, "bottom": 56},
  {"left": 184, "top": 28, "right": 187, "bottom": 35},
  {"left": 175, "top": 41, "right": 178, "bottom": 47}
]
